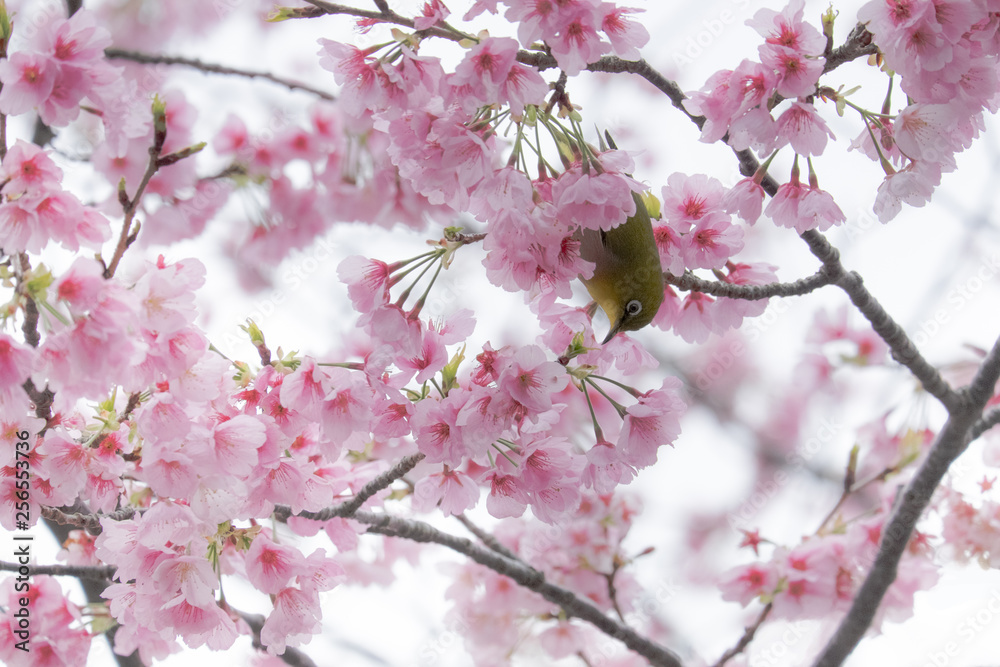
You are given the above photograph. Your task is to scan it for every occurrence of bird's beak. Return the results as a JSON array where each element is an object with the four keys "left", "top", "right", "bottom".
[{"left": 602, "top": 318, "right": 624, "bottom": 345}]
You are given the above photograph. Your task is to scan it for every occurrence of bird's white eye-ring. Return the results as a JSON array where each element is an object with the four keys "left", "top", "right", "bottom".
[{"left": 626, "top": 299, "right": 642, "bottom": 316}]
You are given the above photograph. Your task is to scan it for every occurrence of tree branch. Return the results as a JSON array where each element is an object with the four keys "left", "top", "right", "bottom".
[
  {"left": 297, "top": 0, "right": 467, "bottom": 42},
  {"left": 0, "top": 560, "right": 115, "bottom": 580},
  {"left": 711, "top": 602, "right": 773, "bottom": 667},
  {"left": 353, "top": 510, "right": 685, "bottom": 667},
  {"left": 799, "top": 230, "right": 959, "bottom": 411},
  {"left": 104, "top": 49, "right": 336, "bottom": 101},
  {"left": 664, "top": 267, "right": 837, "bottom": 300},
  {"left": 41, "top": 505, "right": 136, "bottom": 535},
  {"left": 103, "top": 119, "right": 166, "bottom": 279},
  {"left": 822, "top": 23, "right": 877, "bottom": 74},
  {"left": 812, "top": 335, "right": 1000, "bottom": 667},
  {"left": 274, "top": 452, "right": 425, "bottom": 522},
  {"left": 969, "top": 406, "right": 1000, "bottom": 442},
  {"left": 453, "top": 513, "right": 520, "bottom": 561}
]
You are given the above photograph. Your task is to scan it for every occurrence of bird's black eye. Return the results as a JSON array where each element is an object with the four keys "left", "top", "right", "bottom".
[{"left": 626, "top": 299, "right": 642, "bottom": 316}]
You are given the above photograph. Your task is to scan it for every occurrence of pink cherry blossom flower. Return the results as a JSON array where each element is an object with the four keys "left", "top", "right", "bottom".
[
  {"left": 0, "top": 335, "right": 33, "bottom": 407},
  {"left": 728, "top": 105, "right": 780, "bottom": 154},
  {"left": 485, "top": 470, "right": 530, "bottom": 518},
  {"left": 616, "top": 377, "right": 685, "bottom": 468},
  {"left": 582, "top": 439, "right": 637, "bottom": 493},
  {"left": 414, "top": 0, "right": 451, "bottom": 29},
  {"left": 748, "top": 0, "right": 826, "bottom": 53},
  {"left": 0, "top": 140, "right": 62, "bottom": 194},
  {"left": 497, "top": 60, "right": 549, "bottom": 116},
  {"left": 798, "top": 186, "right": 846, "bottom": 232},
  {"left": 553, "top": 156, "right": 642, "bottom": 231},
  {"left": 152, "top": 555, "right": 218, "bottom": 608},
  {"left": 671, "top": 291, "right": 719, "bottom": 343},
  {"left": 413, "top": 467, "right": 480, "bottom": 516},
  {"left": 653, "top": 221, "right": 686, "bottom": 276},
  {"left": 722, "top": 261, "right": 778, "bottom": 318},
  {"left": 723, "top": 177, "right": 766, "bottom": 224},
  {"left": 0, "top": 52, "right": 57, "bottom": 115},
  {"left": 893, "top": 102, "right": 971, "bottom": 164},
  {"left": 873, "top": 160, "right": 941, "bottom": 222},
  {"left": 600, "top": 5, "right": 649, "bottom": 60},
  {"left": 776, "top": 101, "right": 836, "bottom": 156},
  {"left": 764, "top": 168, "right": 808, "bottom": 231},
  {"left": 719, "top": 561, "right": 779, "bottom": 606},
  {"left": 449, "top": 36, "right": 519, "bottom": 111},
  {"left": 660, "top": 172, "right": 727, "bottom": 230},
  {"left": 496, "top": 345, "right": 568, "bottom": 417},
  {"left": 547, "top": 8, "right": 610, "bottom": 76},
  {"left": 729, "top": 59, "right": 779, "bottom": 116},
  {"left": 680, "top": 211, "right": 745, "bottom": 270},
  {"left": 245, "top": 534, "right": 307, "bottom": 595},
  {"left": 761, "top": 45, "right": 825, "bottom": 98}
]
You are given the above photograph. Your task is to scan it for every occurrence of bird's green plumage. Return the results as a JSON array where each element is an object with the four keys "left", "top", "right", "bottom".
[{"left": 579, "top": 191, "right": 665, "bottom": 343}]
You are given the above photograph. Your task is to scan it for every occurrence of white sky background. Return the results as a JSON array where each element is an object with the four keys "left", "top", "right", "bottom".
[{"left": 10, "top": 0, "right": 1000, "bottom": 665}]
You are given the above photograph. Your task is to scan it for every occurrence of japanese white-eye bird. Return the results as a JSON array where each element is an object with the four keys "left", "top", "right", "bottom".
[{"left": 578, "top": 189, "right": 665, "bottom": 344}]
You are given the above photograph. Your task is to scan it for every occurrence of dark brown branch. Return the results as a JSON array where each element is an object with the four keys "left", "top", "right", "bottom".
[
  {"left": 664, "top": 267, "right": 837, "bottom": 301},
  {"left": 105, "top": 49, "right": 336, "bottom": 101},
  {"left": 354, "top": 510, "right": 684, "bottom": 667},
  {"left": 813, "top": 335, "right": 1000, "bottom": 667}
]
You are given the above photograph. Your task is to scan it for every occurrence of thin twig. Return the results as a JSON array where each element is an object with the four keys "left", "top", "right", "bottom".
[
  {"left": 274, "top": 452, "right": 425, "bottom": 522},
  {"left": 103, "top": 124, "right": 166, "bottom": 278},
  {"left": 298, "top": 0, "right": 467, "bottom": 42},
  {"left": 812, "top": 335, "right": 1000, "bottom": 667},
  {"left": 354, "top": 510, "right": 684, "bottom": 667},
  {"left": 105, "top": 48, "right": 336, "bottom": 101},
  {"left": 664, "top": 267, "right": 837, "bottom": 301},
  {"left": 454, "top": 514, "right": 519, "bottom": 561},
  {"left": 711, "top": 603, "right": 773, "bottom": 667}
]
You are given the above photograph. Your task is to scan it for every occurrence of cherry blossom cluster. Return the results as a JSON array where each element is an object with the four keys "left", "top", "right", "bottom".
[
  {"left": 0, "top": 0, "right": 999, "bottom": 665},
  {"left": 94, "top": 507, "right": 342, "bottom": 662},
  {"left": 463, "top": 0, "right": 650, "bottom": 75},
  {"left": 0, "top": 575, "right": 90, "bottom": 667},
  {"left": 855, "top": 0, "right": 1000, "bottom": 222},
  {"left": 721, "top": 506, "right": 939, "bottom": 628},
  {"left": 440, "top": 493, "right": 648, "bottom": 664}
]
